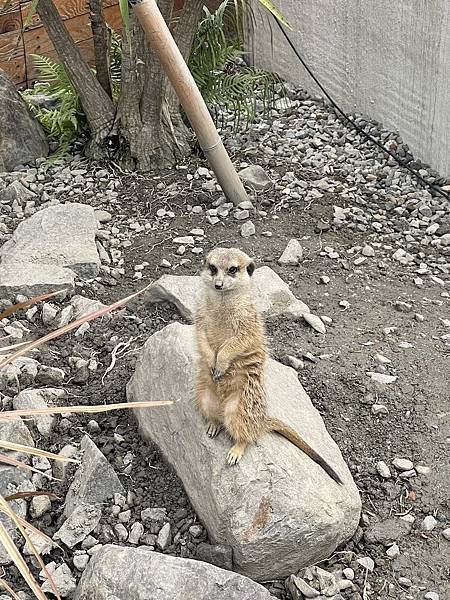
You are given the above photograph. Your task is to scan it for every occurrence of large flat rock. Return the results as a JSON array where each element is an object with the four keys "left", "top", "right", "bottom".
[
  {"left": 74, "top": 545, "right": 274, "bottom": 599},
  {"left": 0, "top": 203, "right": 99, "bottom": 297},
  {"left": 127, "top": 323, "right": 361, "bottom": 580},
  {"left": 0, "top": 68, "right": 48, "bottom": 171},
  {"left": 144, "top": 266, "right": 310, "bottom": 322}
]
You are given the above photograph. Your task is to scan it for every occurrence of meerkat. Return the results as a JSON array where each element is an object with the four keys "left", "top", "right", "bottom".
[{"left": 194, "top": 247, "right": 342, "bottom": 485}]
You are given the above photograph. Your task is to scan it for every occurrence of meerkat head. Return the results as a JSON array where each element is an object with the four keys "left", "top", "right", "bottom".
[{"left": 201, "top": 247, "right": 255, "bottom": 293}]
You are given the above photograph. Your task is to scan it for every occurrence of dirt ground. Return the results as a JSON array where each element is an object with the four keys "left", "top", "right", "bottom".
[{"left": 29, "top": 161, "right": 447, "bottom": 600}]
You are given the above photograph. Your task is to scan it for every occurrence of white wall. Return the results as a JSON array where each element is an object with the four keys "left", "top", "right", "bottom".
[{"left": 249, "top": 0, "right": 450, "bottom": 177}]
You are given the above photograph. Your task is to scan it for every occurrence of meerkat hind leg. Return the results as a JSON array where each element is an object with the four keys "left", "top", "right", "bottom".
[
  {"left": 207, "top": 421, "right": 222, "bottom": 438},
  {"left": 227, "top": 441, "right": 248, "bottom": 465}
]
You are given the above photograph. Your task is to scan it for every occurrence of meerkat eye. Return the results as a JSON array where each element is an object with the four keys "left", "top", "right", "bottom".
[
  {"left": 228, "top": 266, "right": 238, "bottom": 275},
  {"left": 208, "top": 264, "right": 218, "bottom": 275}
]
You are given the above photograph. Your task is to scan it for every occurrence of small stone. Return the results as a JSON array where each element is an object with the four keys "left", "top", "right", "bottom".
[
  {"left": 87, "top": 420, "right": 100, "bottom": 434},
  {"left": 375, "top": 353, "right": 391, "bottom": 364},
  {"left": 416, "top": 465, "right": 431, "bottom": 475},
  {"left": 386, "top": 543, "right": 400, "bottom": 558},
  {"left": 368, "top": 372, "right": 397, "bottom": 384},
  {"left": 320, "top": 275, "right": 330, "bottom": 284},
  {"left": 354, "top": 256, "right": 367, "bottom": 266},
  {"left": 118, "top": 510, "right": 131, "bottom": 523},
  {"left": 286, "top": 575, "right": 320, "bottom": 598},
  {"left": 376, "top": 461, "right": 391, "bottom": 478},
  {"left": 421, "top": 515, "right": 437, "bottom": 532},
  {"left": 128, "top": 522, "right": 144, "bottom": 545},
  {"left": 235, "top": 209, "right": 250, "bottom": 220},
  {"left": 392, "top": 458, "right": 414, "bottom": 471},
  {"left": 239, "top": 165, "right": 272, "bottom": 190},
  {"left": 343, "top": 567, "right": 354, "bottom": 580},
  {"left": 442, "top": 528, "right": 450, "bottom": 540},
  {"left": 114, "top": 524, "right": 128, "bottom": 542},
  {"left": 362, "top": 245, "right": 375, "bottom": 257},
  {"left": 42, "top": 563, "right": 76, "bottom": 597},
  {"left": 156, "top": 522, "right": 171, "bottom": 551},
  {"left": 372, "top": 404, "right": 389, "bottom": 415},
  {"left": 278, "top": 239, "right": 303, "bottom": 266},
  {"left": 41, "top": 303, "right": 57, "bottom": 324},
  {"left": 398, "top": 577, "right": 412, "bottom": 587},
  {"left": 36, "top": 365, "right": 65, "bottom": 385},
  {"left": 240, "top": 221, "right": 255, "bottom": 238},
  {"left": 73, "top": 554, "right": 89, "bottom": 571},
  {"left": 415, "top": 313, "right": 425, "bottom": 322},
  {"left": 394, "top": 301, "right": 412, "bottom": 313},
  {"left": 303, "top": 313, "right": 326, "bottom": 334},
  {"left": 160, "top": 259, "right": 171, "bottom": 268},
  {"left": 173, "top": 236, "right": 195, "bottom": 246},
  {"left": 357, "top": 556, "right": 374, "bottom": 572},
  {"left": 424, "top": 593, "right": 439, "bottom": 600},
  {"left": 31, "top": 495, "right": 51, "bottom": 518},
  {"left": 286, "top": 355, "right": 304, "bottom": 371}
]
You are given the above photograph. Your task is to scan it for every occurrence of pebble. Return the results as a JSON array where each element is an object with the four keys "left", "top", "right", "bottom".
[
  {"left": 114, "top": 523, "right": 128, "bottom": 542},
  {"left": 416, "top": 465, "right": 431, "bottom": 475},
  {"left": 398, "top": 577, "right": 412, "bottom": 587},
  {"left": 320, "top": 275, "right": 330, "bottom": 284},
  {"left": 342, "top": 567, "right": 354, "bottom": 580},
  {"left": 394, "top": 301, "right": 412, "bottom": 313},
  {"left": 421, "top": 515, "right": 437, "bottom": 532},
  {"left": 368, "top": 372, "right": 397, "bottom": 384},
  {"left": 278, "top": 238, "right": 303, "bottom": 266},
  {"left": 357, "top": 556, "right": 374, "bottom": 572},
  {"left": 392, "top": 458, "right": 414, "bottom": 471},
  {"left": 386, "top": 543, "right": 400, "bottom": 558},
  {"left": 424, "top": 593, "right": 439, "bottom": 600},
  {"left": 128, "top": 522, "right": 144, "bottom": 545},
  {"left": 240, "top": 221, "right": 255, "bottom": 238},
  {"left": 73, "top": 553, "right": 90, "bottom": 571},
  {"left": 372, "top": 403, "right": 389, "bottom": 415},
  {"left": 442, "top": 528, "right": 450, "bottom": 540},
  {"left": 362, "top": 245, "right": 375, "bottom": 257},
  {"left": 156, "top": 522, "right": 171, "bottom": 551},
  {"left": 160, "top": 259, "right": 171, "bottom": 268},
  {"left": 376, "top": 461, "right": 391, "bottom": 478}
]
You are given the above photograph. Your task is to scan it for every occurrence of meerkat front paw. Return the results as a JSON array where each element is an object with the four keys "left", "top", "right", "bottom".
[
  {"left": 212, "top": 357, "right": 229, "bottom": 381},
  {"left": 206, "top": 422, "right": 221, "bottom": 438}
]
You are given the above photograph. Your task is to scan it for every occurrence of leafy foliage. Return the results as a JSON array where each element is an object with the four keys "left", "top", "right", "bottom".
[
  {"left": 188, "top": 0, "right": 283, "bottom": 127},
  {"left": 21, "top": 54, "right": 85, "bottom": 158}
]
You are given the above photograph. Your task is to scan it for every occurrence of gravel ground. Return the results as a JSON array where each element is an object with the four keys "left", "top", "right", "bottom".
[{"left": 0, "top": 87, "right": 449, "bottom": 599}]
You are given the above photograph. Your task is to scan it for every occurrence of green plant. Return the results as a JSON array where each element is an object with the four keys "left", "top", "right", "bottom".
[{"left": 188, "top": 0, "right": 283, "bottom": 127}]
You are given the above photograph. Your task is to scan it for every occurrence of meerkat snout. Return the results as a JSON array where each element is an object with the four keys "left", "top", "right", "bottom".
[{"left": 201, "top": 248, "right": 255, "bottom": 293}]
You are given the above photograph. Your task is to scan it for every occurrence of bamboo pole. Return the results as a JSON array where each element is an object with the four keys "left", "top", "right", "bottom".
[{"left": 129, "top": 0, "right": 249, "bottom": 205}]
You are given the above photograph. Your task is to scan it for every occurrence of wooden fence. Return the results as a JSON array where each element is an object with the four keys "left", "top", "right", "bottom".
[{"left": 0, "top": 0, "right": 122, "bottom": 88}]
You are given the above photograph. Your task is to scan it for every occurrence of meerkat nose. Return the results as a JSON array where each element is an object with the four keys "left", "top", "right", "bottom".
[{"left": 215, "top": 281, "right": 223, "bottom": 290}]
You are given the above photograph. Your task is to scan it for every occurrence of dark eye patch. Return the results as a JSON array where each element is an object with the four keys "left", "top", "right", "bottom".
[
  {"left": 208, "top": 264, "right": 218, "bottom": 275},
  {"left": 228, "top": 266, "right": 239, "bottom": 275}
]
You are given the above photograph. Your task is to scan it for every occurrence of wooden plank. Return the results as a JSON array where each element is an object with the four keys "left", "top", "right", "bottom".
[
  {"left": 0, "top": 8, "right": 21, "bottom": 33},
  {"left": 0, "top": 27, "right": 23, "bottom": 62},
  {"left": 0, "top": 54, "right": 25, "bottom": 84},
  {"left": 23, "top": 5, "right": 121, "bottom": 57},
  {"left": 20, "top": 0, "right": 118, "bottom": 31}
]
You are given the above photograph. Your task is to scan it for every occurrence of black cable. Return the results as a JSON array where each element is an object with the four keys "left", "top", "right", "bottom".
[{"left": 273, "top": 18, "right": 450, "bottom": 202}]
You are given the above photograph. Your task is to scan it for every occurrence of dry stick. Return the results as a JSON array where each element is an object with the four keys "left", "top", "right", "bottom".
[{"left": 129, "top": 0, "right": 249, "bottom": 206}]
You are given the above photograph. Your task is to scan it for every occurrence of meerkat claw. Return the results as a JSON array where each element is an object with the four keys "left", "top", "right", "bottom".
[
  {"left": 227, "top": 442, "right": 246, "bottom": 465},
  {"left": 206, "top": 422, "right": 221, "bottom": 438},
  {"left": 212, "top": 368, "right": 222, "bottom": 382}
]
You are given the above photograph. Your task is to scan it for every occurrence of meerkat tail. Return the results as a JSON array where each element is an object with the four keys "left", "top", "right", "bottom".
[{"left": 267, "top": 418, "right": 343, "bottom": 485}]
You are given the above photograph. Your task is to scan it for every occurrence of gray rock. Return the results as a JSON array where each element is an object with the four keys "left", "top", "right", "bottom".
[
  {"left": 286, "top": 574, "right": 320, "bottom": 598},
  {"left": 64, "top": 436, "right": 124, "bottom": 517},
  {"left": 239, "top": 165, "right": 272, "bottom": 191},
  {"left": 196, "top": 543, "right": 233, "bottom": 570},
  {"left": 368, "top": 372, "right": 397, "bottom": 384},
  {"left": 376, "top": 461, "right": 391, "bottom": 479},
  {"left": 0, "top": 261, "right": 75, "bottom": 297},
  {"left": 278, "top": 239, "right": 303, "bottom": 266},
  {"left": 421, "top": 515, "right": 437, "bottom": 532},
  {"left": 128, "top": 522, "right": 144, "bottom": 545},
  {"left": 74, "top": 545, "right": 274, "bottom": 599},
  {"left": 144, "top": 267, "right": 310, "bottom": 323},
  {"left": 356, "top": 556, "right": 374, "bottom": 572},
  {"left": 392, "top": 458, "right": 414, "bottom": 471},
  {"left": 303, "top": 313, "right": 326, "bottom": 334},
  {"left": 42, "top": 562, "right": 76, "bottom": 597},
  {"left": 364, "top": 518, "right": 412, "bottom": 547},
  {"left": 73, "top": 554, "right": 90, "bottom": 571},
  {"left": 156, "top": 523, "right": 171, "bottom": 550},
  {"left": 386, "top": 543, "right": 400, "bottom": 558},
  {"left": 240, "top": 221, "right": 256, "bottom": 238},
  {"left": 442, "top": 528, "right": 450, "bottom": 540},
  {"left": 424, "top": 593, "right": 439, "bottom": 600},
  {"left": 70, "top": 295, "right": 108, "bottom": 320},
  {"left": 30, "top": 494, "right": 52, "bottom": 518},
  {"left": 36, "top": 365, "right": 65, "bottom": 385},
  {"left": 13, "top": 388, "right": 66, "bottom": 437},
  {"left": 52, "top": 444, "right": 77, "bottom": 481},
  {"left": 0, "top": 180, "right": 36, "bottom": 205},
  {"left": 0, "top": 68, "right": 48, "bottom": 171},
  {"left": 127, "top": 323, "right": 361, "bottom": 580},
  {"left": 54, "top": 504, "right": 102, "bottom": 548},
  {"left": 0, "top": 203, "right": 100, "bottom": 296}
]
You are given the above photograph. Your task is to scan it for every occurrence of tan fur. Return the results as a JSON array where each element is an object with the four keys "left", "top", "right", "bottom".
[{"left": 194, "top": 247, "right": 342, "bottom": 484}]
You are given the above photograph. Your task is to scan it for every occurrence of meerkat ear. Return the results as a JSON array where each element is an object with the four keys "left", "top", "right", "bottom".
[{"left": 247, "top": 261, "right": 255, "bottom": 276}]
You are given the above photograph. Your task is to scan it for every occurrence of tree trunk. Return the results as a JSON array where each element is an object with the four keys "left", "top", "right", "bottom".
[
  {"left": 89, "top": 0, "right": 112, "bottom": 98},
  {"left": 118, "top": 0, "right": 191, "bottom": 171},
  {"left": 36, "top": 0, "right": 115, "bottom": 155}
]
